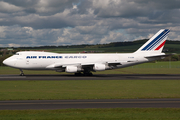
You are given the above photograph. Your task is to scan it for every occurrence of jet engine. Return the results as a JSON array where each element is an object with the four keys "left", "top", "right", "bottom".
[
  {"left": 93, "top": 63, "right": 106, "bottom": 71},
  {"left": 65, "top": 66, "right": 78, "bottom": 73}
]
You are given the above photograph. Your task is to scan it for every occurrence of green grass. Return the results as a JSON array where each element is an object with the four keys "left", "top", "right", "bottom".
[
  {"left": 0, "top": 80, "right": 180, "bottom": 100},
  {"left": 0, "top": 66, "right": 58, "bottom": 75},
  {"left": 0, "top": 108, "right": 180, "bottom": 120},
  {"left": 0, "top": 62, "right": 180, "bottom": 119},
  {"left": 165, "top": 44, "right": 180, "bottom": 53}
]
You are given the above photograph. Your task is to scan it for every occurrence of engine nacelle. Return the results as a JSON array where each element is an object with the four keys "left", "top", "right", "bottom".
[
  {"left": 65, "top": 66, "right": 78, "bottom": 73},
  {"left": 93, "top": 63, "right": 106, "bottom": 71}
]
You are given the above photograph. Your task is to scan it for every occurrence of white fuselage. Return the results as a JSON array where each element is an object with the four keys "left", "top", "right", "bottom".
[{"left": 3, "top": 51, "right": 153, "bottom": 70}]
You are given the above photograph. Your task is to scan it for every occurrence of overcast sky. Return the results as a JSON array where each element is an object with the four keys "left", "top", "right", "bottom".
[{"left": 0, "top": 0, "right": 180, "bottom": 47}]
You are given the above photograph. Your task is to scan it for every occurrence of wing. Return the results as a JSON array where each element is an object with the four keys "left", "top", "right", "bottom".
[{"left": 46, "top": 61, "right": 122, "bottom": 72}]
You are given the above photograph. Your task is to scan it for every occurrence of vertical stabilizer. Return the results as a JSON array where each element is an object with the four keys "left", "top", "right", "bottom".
[{"left": 135, "top": 29, "right": 170, "bottom": 54}]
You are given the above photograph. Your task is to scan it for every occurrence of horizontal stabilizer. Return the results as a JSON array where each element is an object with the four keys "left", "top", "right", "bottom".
[{"left": 145, "top": 53, "right": 175, "bottom": 58}]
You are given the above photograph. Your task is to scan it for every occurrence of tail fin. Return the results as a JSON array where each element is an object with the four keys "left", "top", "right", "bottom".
[{"left": 135, "top": 29, "right": 170, "bottom": 54}]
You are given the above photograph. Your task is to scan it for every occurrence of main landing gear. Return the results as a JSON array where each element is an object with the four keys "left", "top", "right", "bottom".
[
  {"left": 74, "top": 71, "right": 93, "bottom": 76},
  {"left": 83, "top": 71, "right": 93, "bottom": 76},
  {"left": 19, "top": 69, "right": 25, "bottom": 76}
]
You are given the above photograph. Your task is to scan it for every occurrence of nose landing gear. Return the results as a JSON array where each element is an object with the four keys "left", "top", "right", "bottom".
[{"left": 19, "top": 69, "right": 25, "bottom": 76}]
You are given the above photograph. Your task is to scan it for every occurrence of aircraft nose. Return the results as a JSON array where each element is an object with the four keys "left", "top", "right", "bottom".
[
  {"left": 3, "top": 58, "right": 10, "bottom": 66},
  {"left": 3, "top": 57, "right": 15, "bottom": 67}
]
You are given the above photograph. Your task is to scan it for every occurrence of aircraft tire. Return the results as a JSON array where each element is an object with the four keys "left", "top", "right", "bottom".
[
  {"left": 20, "top": 73, "right": 24, "bottom": 76},
  {"left": 74, "top": 72, "right": 82, "bottom": 76}
]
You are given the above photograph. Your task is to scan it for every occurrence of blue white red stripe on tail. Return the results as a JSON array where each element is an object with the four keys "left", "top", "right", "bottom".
[
  {"left": 155, "top": 40, "right": 166, "bottom": 50},
  {"left": 141, "top": 29, "right": 170, "bottom": 51}
]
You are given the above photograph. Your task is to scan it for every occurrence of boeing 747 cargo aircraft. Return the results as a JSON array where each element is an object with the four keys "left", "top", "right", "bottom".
[{"left": 3, "top": 29, "right": 170, "bottom": 76}]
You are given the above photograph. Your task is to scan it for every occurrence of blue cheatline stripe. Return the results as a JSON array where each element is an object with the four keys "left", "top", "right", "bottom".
[
  {"left": 147, "top": 30, "right": 169, "bottom": 50},
  {"left": 141, "top": 29, "right": 170, "bottom": 51}
]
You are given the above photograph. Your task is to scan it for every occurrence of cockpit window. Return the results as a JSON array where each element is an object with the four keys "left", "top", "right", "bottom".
[{"left": 15, "top": 53, "right": 19, "bottom": 55}]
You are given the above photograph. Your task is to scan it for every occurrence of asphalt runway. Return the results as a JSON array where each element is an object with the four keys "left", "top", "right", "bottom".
[
  {"left": 0, "top": 99, "right": 180, "bottom": 110},
  {"left": 0, "top": 74, "right": 180, "bottom": 80}
]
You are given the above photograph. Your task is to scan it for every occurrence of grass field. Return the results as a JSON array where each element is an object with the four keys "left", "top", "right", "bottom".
[
  {"left": 0, "top": 108, "right": 180, "bottom": 120},
  {"left": 0, "top": 61, "right": 179, "bottom": 101},
  {"left": 0, "top": 80, "right": 180, "bottom": 100},
  {"left": 0, "top": 61, "right": 180, "bottom": 119},
  {"left": 0, "top": 80, "right": 179, "bottom": 119}
]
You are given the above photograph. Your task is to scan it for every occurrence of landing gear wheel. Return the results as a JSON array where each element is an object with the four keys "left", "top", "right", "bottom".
[
  {"left": 89, "top": 72, "right": 93, "bottom": 76},
  {"left": 83, "top": 71, "right": 93, "bottom": 76},
  {"left": 20, "top": 73, "right": 24, "bottom": 76},
  {"left": 74, "top": 72, "right": 82, "bottom": 76},
  {"left": 19, "top": 69, "right": 25, "bottom": 76}
]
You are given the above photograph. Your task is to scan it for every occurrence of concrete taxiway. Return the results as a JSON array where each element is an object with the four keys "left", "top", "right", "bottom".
[
  {"left": 0, "top": 74, "right": 180, "bottom": 80},
  {"left": 0, "top": 99, "right": 180, "bottom": 110}
]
